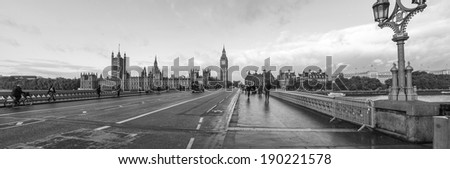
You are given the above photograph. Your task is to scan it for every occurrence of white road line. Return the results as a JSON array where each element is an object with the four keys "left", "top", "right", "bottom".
[
  {"left": 198, "top": 117, "right": 204, "bottom": 123},
  {"left": 1, "top": 120, "right": 45, "bottom": 130},
  {"left": 218, "top": 99, "right": 225, "bottom": 104},
  {"left": 116, "top": 92, "right": 218, "bottom": 124},
  {"left": 196, "top": 124, "right": 201, "bottom": 130},
  {"left": 206, "top": 105, "right": 217, "bottom": 113},
  {"left": 94, "top": 126, "right": 110, "bottom": 131},
  {"left": 186, "top": 137, "right": 195, "bottom": 149}
]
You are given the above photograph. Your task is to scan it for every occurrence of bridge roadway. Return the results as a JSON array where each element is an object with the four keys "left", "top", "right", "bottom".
[{"left": 0, "top": 89, "right": 431, "bottom": 148}]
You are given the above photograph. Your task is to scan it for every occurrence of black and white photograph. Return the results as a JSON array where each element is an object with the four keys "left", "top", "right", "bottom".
[{"left": 0, "top": 0, "right": 449, "bottom": 168}]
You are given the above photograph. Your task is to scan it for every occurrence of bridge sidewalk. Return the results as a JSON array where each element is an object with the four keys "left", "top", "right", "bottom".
[{"left": 223, "top": 92, "right": 431, "bottom": 149}]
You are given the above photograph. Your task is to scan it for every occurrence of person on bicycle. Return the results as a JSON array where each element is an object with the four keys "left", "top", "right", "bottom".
[
  {"left": 47, "top": 85, "right": 56, "bottom": 102},
  {"left": 11, "top": 84, "right": 23, "bottom": 106}
]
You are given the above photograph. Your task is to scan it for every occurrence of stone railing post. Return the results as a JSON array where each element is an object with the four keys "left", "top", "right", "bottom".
[{"left": 434, "top": 116, "right": 450, "bottom": 149}]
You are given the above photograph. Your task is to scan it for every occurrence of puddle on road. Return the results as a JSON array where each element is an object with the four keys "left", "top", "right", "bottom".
[{"left": 8, "top": 129, "right": 138, "bottom": 149}]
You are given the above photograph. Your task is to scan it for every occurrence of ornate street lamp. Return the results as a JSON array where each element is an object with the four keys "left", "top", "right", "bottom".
[
  {"left": 372, "top": 0, "right": 426, "bottom": 101},
  {"left": 372, "top": 0, "right": 390, "bottom": 22}
]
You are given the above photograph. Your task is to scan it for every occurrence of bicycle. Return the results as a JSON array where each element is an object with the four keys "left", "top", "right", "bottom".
[{"left": 3, "top": 92, "right": 33, "bottom": 107}]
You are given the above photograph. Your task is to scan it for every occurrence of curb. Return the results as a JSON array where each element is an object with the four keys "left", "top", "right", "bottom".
[{"left": 225, "top": 90, "right": 240, "bottom": 131}]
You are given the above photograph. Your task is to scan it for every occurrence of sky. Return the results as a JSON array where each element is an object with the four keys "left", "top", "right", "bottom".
[{"left": 1, "top": 0, "right": 449, "bottom": 81}]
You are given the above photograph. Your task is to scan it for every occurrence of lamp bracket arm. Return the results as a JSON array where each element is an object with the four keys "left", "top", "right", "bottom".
[
  {"left": 399, "top": 5, "right": 427, "bottom": 33},
  {"left": 395, "top": 0, "right": 418, "bottom": 12},
  {"left": 379, "top": 22, "right": 401, "bottom": 34},
  {"left": 378, "top": 1, "right": 427, "bottom": 35}
]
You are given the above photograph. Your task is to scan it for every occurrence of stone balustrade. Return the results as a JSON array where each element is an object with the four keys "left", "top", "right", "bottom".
[{"left": 271, "top": 91, "right": 375, "bottom": 130}]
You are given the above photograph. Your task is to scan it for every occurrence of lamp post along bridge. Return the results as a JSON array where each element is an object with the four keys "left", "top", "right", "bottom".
[{"left": 372, "top": 0, "right": 427, "bottom": 101}]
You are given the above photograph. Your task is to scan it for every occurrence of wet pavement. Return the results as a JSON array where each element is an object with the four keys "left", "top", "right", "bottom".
[
  {"left": 0, "top": 89, "right": 433, "bottom": 149},
  {"left": 223, "top": 92, "right": 432, "bottom": 149},
  {"left": 0, "top": 90, "right": 238, "bottom": 149}
]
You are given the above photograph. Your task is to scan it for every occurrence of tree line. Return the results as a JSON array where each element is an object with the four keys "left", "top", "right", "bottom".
[
  {"left": 272, "top": 71, "right": 450, "bottom": 91},
  {"left": 0, "top": 77, "right": 80, "bottom": 91},
  {"left": 385, "top": 71, "right": 450, "bottom": 90}
]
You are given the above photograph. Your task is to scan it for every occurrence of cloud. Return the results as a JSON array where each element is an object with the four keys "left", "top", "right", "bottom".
[
  {"left": 373, "top": 59, "right": 384, "bottom": 65},
  {"left": 0, "top": 19, "right": 41, "bottom": 34},
  {"left": 0, "top": 35, "right": 20, "bottom": 47},
  {"left": 0, "top": 59, "right": 98, "bottom": 78},
  {"left": 226, "top": 0, "right": 450, "bottom": 74},
  {"left": 45, "top": 44, "right": 110, "bottom": 59},
  {"left": 169, "top": 0, "right": 309, "bottom": 27}
]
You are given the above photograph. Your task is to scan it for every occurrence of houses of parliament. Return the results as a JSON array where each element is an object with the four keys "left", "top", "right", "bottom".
[{"left": 79, "top": 46, "right": 229, "bottom": 91}]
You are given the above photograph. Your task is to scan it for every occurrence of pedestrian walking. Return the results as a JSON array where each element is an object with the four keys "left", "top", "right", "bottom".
[
  {"left": 116, "top": 84, "right": 121, "bottom": 97},
  {"left": 265, "top": 82, "right": 272, "bottom": 101},
  {"left": 246, "top": 85, "right": 251, "bottom": 98},
  {"left": 96, "top": 85, "right": 102, "bottom": 98},
  {"left": 47, "top": 85, "right": 56, "bottom": 102}
]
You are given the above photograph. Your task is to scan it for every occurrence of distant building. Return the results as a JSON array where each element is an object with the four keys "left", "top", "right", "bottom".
[
  {"left": 203, "top": 68, "right": 211, "bottom": 88},
  {"left": 278, "top": 70, "right": 296, "bottom": 90},
  {"left": 245, "top": 71, "right": 275, "bottom": 87},
  {"left": 98, "top": 75, "right": 114, "bottom": 91},
  {"left": 220, "top": 46, "right": 228, "bottom": 88},
  {"left": 79, "top": 73, "right": 98, "bottom": 90},
  {"left": 151, "top": 56, "right": 163, "bottom": 89},
  {"left": 427, "top": 69, "right": 450, "bottom": 75},
  {"left": 80, "top": 45, "right": 237, "bottom": 91},
  {"left": 110, "top": 48, "right": 128, "bottom": 81}
]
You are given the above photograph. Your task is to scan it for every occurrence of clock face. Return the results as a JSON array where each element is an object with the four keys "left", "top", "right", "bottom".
[{"left": 221, "top": 60, "right": 225, "bottom": 65}]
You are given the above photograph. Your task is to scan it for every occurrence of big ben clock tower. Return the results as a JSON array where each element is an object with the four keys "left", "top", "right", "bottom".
[{"left": 220, "top": 45, "right": 228, "bottom": 88}]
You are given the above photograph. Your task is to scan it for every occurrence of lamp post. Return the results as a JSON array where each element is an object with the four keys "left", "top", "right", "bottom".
[{"left": 372, "top": 0, "right": 426, "bottom": 101}]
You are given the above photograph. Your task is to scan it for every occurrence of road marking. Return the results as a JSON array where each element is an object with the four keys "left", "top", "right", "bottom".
[
  {"left": 206, "top": 105, "right": 217, "bottom": 113},
  {"left": 196, "top": 124, "right": 201, "bottom": 130},
  {"left": 186, "top": 137, "right": 195, "bottom": 149},
  {"left": 94, "top": 126, "right": 110, "bottom": 131},
  {"left": 199, "top": 117, "right": 204, "bottom": 123},
  {"left": 128, "top": 133, "right": 138, "bottom": 137},
  {"left": 218, "top": 99, "right": 225, "bottom": 104},
  {"left": 227, "top": 127, "right": 359, "bottom": 132},
  {"left": 1, "top": 119, "right": 45, "bottom": 130},
  {"left": 116, "top": 92, "right": 218, "bottom": 124},
  {"left": 92, "top": 91, "right": 220, "bottom": 131}
]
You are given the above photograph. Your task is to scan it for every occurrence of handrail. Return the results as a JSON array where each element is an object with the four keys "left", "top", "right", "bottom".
[{"left": 0, "top": 90, "right": 144, "bottom": 107}]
